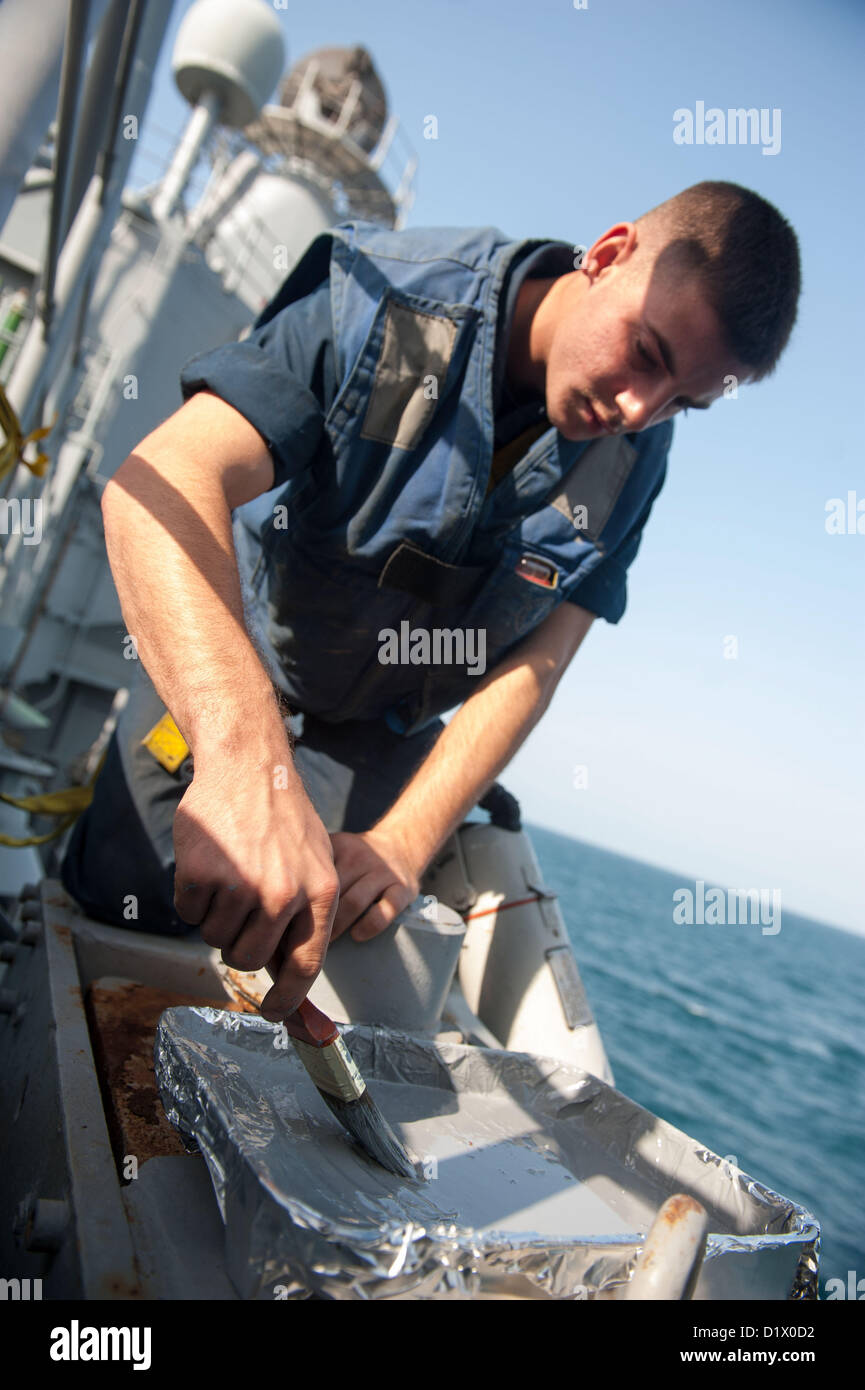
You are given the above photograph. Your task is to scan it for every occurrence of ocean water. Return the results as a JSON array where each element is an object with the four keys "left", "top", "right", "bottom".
[{"left": 526, "top": 823, "right": 865, "bottom": 1296}]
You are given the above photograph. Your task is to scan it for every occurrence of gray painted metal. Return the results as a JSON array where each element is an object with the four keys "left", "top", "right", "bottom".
[
  {"left": 39, "top": 890, "right": 142, "bottom": 1297},
  {"left": 120, "top": 1157, "right": 239, "bottom": 1300},
  {"left": 618, "top": 1195, "right": 709, "bottom": 1301},
  {"left": 61, "top": 1, "right": 136, "bottom": 242},
  {"left": 0, "top": 9, "right": 416, "bottom": 820},
  {"left": 0, "top": 885, "right": 140, "bottom": 1296},
  {"left": 0, "top": 0, "right": 172, "bottom": 462},
  {"left": 38, "top": 0, "right": 93, "bottom": 338},
  {"left": 318, "top": 899, "right": 466, "bottom": 1035},
  {"left": 0, "top": 213, "right": 250, "bottom": 698},
  {"left": 0, "top": 885, "right": 821, "bottom": 1300},
  {"left": 0, "top": 0, "right": 74, "bottom": 236}
]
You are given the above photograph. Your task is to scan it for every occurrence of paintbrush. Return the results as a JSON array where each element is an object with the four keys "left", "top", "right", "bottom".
[{"left": 279, "top": 997, "right": 417, "bottom": 1180}]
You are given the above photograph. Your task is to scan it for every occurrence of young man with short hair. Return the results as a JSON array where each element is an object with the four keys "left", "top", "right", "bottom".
[{"left": 61, "top": 179, "right": 800, "bottom": 1023}]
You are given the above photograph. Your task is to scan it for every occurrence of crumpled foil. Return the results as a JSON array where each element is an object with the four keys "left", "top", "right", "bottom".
[{"left": 154, "top": 1007, "right": 820, "bottom": 1301}]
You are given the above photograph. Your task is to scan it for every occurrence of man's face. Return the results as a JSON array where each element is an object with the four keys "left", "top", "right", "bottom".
[{"left": 542, "top": 223, "right": 751, "bottom": 441}]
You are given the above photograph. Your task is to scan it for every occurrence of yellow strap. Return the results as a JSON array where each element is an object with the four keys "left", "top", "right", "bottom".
[
  {"left": 0, "top": 785, "right": 94, "bottom": 815},
  {"left": 0, "top": 814, "right": 81, "bottom": 848},
  {"left": 141, "top": 711, "right": 190, "bottom": 773},
  {"left": 0, "top": 712, "right": 189, "bottom": 850},
  {"left": 0, "top": 381, "right": 56, "bottom": 480},
  {"left": 0, "top": 749, "right": 106, "bottom": 848}
]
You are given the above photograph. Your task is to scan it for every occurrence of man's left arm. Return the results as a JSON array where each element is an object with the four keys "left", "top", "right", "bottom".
[{"left": 329, "top": 602, "right": 595, "bottom": 940}]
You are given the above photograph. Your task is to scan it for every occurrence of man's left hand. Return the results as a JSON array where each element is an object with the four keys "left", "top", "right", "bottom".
[{"left": 328, "top": 826, "right": 422, "bottom": 942}]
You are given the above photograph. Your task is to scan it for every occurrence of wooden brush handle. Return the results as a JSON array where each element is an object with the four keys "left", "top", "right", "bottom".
[
  {"left": 280, "top": 997, "right": 339, "bottom": 1047},
  {"left": 258, "top": 956, "right": 337, "bottom": 1045},
  {"left": 263, "top": 946, "right": 338, "bottom": 1045}
]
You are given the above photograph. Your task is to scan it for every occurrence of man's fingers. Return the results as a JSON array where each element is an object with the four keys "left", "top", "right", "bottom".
[
  {"left": 349, "top": 883, "right": 410, "bottom": 943},
  {"left": 183, "top": 882, "right": 257, "bottom": 948},
  {"left": 173, "top": 873, "right": 216, "bottom": 925},
  {"left": 220, "top": 905, "right": 293, "bottom": 972},
  {"left": 330, "top": 869, "right": 395, "bottom": 941},
  {"left": 260, "top": 889, "right": 337, "bottom": 1020},
  {"left": 260, "top": 906, "right": 321, "bottom": 1018},
  {"left": 330, "top": 834, "right": 385, "bottom": 893}
]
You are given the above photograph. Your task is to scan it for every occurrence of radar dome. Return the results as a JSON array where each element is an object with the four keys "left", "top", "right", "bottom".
[{"left": 172, "top": 0, "right": 286, "bottom": 128}]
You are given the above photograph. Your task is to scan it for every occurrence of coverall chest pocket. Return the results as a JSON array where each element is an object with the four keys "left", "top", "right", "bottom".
[
  {"left": 546, "top": 433, "right": 638, "bottom": 550},
  {"left": 325, "top": 289, "right": 479, "bottom": 455}
]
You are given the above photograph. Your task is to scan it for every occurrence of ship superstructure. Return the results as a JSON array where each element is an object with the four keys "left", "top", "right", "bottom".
[{"left": 0, "top": 0, "right": 415, "bottom": 889}]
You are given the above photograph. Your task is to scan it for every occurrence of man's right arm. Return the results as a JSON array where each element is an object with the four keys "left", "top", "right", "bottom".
[{"left": 102, "top": 389, "right": 338, "bottom": 1020}]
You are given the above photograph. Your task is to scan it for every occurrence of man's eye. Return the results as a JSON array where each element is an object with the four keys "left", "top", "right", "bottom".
[{"left": 637, "top": 340, "right": 654, "bottom": 366}]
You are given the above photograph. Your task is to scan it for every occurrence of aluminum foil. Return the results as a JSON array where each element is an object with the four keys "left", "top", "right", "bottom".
[{"left": 154, "top": 1007, "right": 820, "bottom": 1301}]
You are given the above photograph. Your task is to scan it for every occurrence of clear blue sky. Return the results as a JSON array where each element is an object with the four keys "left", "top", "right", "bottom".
[{"left": 135, "top": 0, "right": 864, "bottom": 934}]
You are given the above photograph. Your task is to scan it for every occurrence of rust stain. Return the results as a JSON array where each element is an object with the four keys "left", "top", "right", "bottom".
[
  {"left": 659, "top": 1194, "right": 704, "bottom": 1226},
  {"left": 85, "top": 981, "right": 249, "bottom": 1174},
  {"left": 222, "top": 967, "right": 265, "bottom": 1011},
  {"left": 638, "top": 1194, "right": 706, "bottom": 1275}
]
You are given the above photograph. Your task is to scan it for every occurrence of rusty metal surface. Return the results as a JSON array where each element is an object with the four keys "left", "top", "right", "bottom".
[
  {"left": 40, "top": 887, "right": 143, "bottom": 1298},
  {"left": 0, "top": 884, "right": 256, "bottom": 1299},
  {"left": 86, "top": 977, "right": 251, "bottom": 1167}
]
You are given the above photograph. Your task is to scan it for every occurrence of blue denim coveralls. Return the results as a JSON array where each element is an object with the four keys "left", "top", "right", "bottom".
[{"left": 61, "top": 220, "right": 672, "bottom": 931}]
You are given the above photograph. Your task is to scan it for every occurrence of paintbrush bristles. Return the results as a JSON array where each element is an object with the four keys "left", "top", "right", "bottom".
[
  {"left": 291, "top": 1034, "right": 366, "bottom": 1102},
  {"left": 283, "top": 1007, "right": 417, "bottom": 1179},
  {"left": 318, "top": 1088, "right": 418, "bottom": 1181}
]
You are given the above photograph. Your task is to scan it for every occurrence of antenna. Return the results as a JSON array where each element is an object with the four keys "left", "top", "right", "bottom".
[{"left": 152, "top": 0, "right": 285, "bottom": 223}]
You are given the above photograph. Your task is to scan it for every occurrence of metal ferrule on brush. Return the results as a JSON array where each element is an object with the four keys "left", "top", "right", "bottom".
[
  {"left": 291, "top": 1033, "right": 367, "bottom": 1103},
  {"left": 277, "top": 996, "right": 417, "bottom": 1178}
]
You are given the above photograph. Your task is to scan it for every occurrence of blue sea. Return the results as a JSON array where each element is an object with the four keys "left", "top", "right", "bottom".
[{"left": 526, "top": 823, "right": 865, "bottom": 1296}]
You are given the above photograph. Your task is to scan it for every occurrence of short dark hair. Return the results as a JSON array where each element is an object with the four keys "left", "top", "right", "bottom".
[{"left": 637, "top": 181, "right": 801, "bottom": 380}]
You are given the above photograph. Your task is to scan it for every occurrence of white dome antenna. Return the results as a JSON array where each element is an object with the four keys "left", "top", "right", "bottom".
[
  {"left": 153, "top": 0, "right": 285, "bottom": 222},
  {"left": 172, "top": 0, "right": 285, "bottom": 128}
]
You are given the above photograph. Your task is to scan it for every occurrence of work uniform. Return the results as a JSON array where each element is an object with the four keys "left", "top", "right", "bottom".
[{"left": 61, "top": 220, "right": 673, "bottom": 933}]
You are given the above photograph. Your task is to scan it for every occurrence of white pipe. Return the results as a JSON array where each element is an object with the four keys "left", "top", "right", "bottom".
[
  {"left": 151, "top": 91, "right": 222, "bottom": 224},
  {"left": 619, "top": 1194, "right": 708, "bottom": 1300},
  {"left": 3, "top": 180, "right": 107, "bottom": 453}
]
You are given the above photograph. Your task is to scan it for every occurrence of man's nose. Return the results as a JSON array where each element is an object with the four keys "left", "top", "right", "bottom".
[{"left": 616, "top": 380, "right": 671, "bottom": 432}]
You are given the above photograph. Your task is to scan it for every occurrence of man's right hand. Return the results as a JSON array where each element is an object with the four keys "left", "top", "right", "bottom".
[
  {"left": 172, "top": 746, "right": 339, "bottom": 1021},
  {"left": 102, "top": 391, "right": 340, "bottom": 1014}
]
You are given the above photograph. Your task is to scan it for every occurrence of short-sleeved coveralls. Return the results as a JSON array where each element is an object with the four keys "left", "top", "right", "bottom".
[{"left": 61, "top": 220, "right": 673, "bottom": 933}]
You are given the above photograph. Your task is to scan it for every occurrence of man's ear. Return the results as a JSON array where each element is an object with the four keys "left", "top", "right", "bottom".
[{"left": 583, "top": 221, "right": 638, "bottom": 279}]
